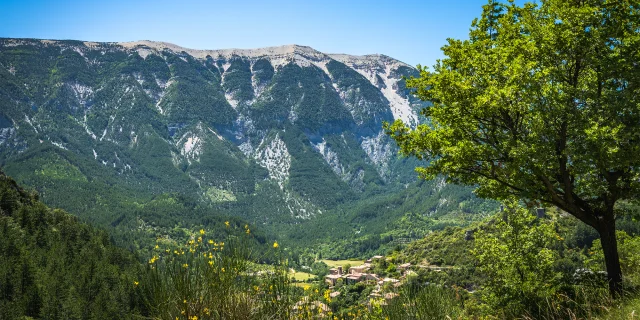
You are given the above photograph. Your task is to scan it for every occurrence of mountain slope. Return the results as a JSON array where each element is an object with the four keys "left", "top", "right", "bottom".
[{"left": 0, "top": 38, "right": 493, "bottom": 254}]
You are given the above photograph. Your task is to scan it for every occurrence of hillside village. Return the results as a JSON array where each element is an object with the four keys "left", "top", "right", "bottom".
[
  {"left": 323, "top": 256, "right": 413, "bottom": 302},
  {"left": 290, "top": 256, "right": 416, "bottom": 315}
]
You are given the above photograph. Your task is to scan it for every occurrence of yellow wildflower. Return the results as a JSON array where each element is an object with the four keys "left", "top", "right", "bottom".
[
  {"left": 197, "top": 236, "right": 202, "bottom": 243},
  {"left": 225, "top": 221, "right": 230, "bottom": 228},
  {"left": 133, "top": 281, "right": 139, "bottom": 286},
  {"left": 149, "top": 256, "right": 158, "bottom": 264},
  {"left": 199, "top": 229, "right": 205, "bottom": 235},
  {"left": 208, "top": 239, "right": 214, "bottom": 245},
  {"left": 221, "top": 267, "right": 225, "bottom": 272},
  {"left": 183, "top": 263, "right": 188, "bottom": 268},
  {"left": 208, "top": 260, "right": 213, "bottom": 266},
  {"left": 246, "top": 228, "right": 250, "bottom": 234}
]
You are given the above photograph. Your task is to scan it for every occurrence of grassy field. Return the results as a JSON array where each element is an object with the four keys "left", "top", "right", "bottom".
[
  {"left": 320, "top": 259, "right": 365, "bottom": 268},
  {"left": 290, "top": 271, "right": 315, "bottom": 282}
]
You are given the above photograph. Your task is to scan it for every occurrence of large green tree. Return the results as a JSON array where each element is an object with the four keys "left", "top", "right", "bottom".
[{"left": 386, "top": 0, "right": 640, "bottom": 295}]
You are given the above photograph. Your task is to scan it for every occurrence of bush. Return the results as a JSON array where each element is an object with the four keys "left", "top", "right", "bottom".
[{"left": 471, "top": 201, "right": 561, "bottom": 317}]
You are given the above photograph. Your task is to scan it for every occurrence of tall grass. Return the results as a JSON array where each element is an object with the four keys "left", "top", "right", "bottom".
[
  {"left": 135, "top": 229, "right": 298, "bottom": 319},
  {"left": 377, "top": 283, "right": 463, "bottom": 319},
  {"left": 512, "top": 282, "right": 638, "bottom": 320},
  {"left": 523, "top": 286, "right": 612, "bottom": 320}
]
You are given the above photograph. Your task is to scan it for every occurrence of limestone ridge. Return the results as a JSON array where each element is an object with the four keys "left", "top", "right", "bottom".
[
  {"left": 119, "top": 41, "right": 419, "bottom": 125},
  {"left": 0, "top": 38, "right": 426, "bottom": 221}
]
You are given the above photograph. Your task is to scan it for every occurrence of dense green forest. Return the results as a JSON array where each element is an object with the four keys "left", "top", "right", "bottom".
[{"left": 0, "top": 170, "right": 141, "bottom": 318}]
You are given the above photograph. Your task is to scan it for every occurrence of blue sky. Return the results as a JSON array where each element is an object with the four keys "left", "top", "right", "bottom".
[{"left": 2, "top": 0, "right": 499, "bottom": 67}]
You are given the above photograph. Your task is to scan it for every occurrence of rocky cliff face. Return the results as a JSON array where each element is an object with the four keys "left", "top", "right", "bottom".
[{"left": 0, "top": 38, "right": 429, "bottom": 225}]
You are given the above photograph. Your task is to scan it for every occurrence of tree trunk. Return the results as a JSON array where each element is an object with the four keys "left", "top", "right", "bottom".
[{"left": 597, "top": 219, "right": 623, "bottom": 296}]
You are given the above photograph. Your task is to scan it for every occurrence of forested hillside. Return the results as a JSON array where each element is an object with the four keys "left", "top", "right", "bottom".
[{"left": 0, "top": 170, "right": 141, "bottom": 318}]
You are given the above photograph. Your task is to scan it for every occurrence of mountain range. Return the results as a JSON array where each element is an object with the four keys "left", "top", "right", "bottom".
[{"left": 0, "top": 38, "right": 493, "bottom": 256}]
